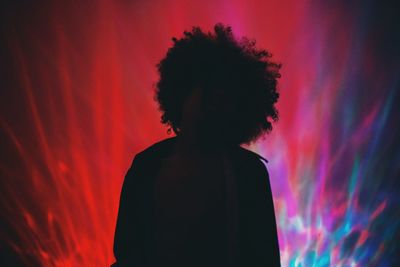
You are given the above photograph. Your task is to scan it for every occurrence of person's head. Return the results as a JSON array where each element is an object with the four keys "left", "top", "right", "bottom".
[{"left": 153, "top": 22, "right": 282, "bottom": 147}]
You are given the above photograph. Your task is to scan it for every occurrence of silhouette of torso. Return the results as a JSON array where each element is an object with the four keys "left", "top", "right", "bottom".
[
  {"left": 111, "top": 136, "right": 281, "bottom": 267},
  {"left": 152, "top": 152, "right": 229, "bottom": 266}
]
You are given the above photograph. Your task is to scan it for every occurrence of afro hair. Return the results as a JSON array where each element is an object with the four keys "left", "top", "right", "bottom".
[{"left": 153, "top": 22, "right": 282, "bottom": 147}]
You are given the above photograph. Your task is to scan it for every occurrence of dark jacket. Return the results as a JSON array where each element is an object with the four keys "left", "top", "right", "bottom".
[{"left": 111, "top": 136, "right": 281, "bottom": 267}]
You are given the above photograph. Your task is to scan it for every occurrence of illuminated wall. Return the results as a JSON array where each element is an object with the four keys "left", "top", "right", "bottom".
[{"left": 1, "top": 0, "right": 399, "bottom": 266}]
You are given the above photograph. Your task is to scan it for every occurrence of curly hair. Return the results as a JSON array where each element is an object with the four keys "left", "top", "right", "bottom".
[{"left": 153, "top": 22, "right": 282, "bottom": 147}]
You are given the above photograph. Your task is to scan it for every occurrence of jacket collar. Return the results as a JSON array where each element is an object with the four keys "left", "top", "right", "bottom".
[{"left": 136, "top": 136, "right": 268, "bottom": 165}]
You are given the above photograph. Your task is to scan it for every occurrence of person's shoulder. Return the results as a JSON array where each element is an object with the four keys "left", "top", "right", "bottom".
[
  {"left": 236, "top": 146, "right": 269, "bottom": 165},
  {"left": 134, "top": 136, "right": 177, "bottom": 161}
]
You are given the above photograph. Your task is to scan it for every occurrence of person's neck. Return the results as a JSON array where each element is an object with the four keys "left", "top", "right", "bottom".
[{"left": 173, "top": 129, "right": 218, "bottom": 158}]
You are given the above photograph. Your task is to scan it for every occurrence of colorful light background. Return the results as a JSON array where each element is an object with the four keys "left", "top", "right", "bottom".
[{"left": 1, "top": 0, "right": 399, "bottom": 266}]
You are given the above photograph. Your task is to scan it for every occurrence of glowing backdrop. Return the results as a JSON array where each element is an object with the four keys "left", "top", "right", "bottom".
[{"left": 1, "top": 0, "right": 399, "bottom": 266}]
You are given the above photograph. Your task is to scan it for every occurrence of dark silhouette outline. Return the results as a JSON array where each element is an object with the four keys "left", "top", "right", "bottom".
[
  {"left": 154, "top": 23, "right": 281, "bottom": 147},
  {"left": 111, "top": 23, "right": 281, "bottom": 267}
]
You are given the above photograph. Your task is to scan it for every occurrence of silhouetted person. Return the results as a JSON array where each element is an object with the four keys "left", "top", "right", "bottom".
[{"left": 111, "top": 23, "right": 282, "bottom": 267}]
